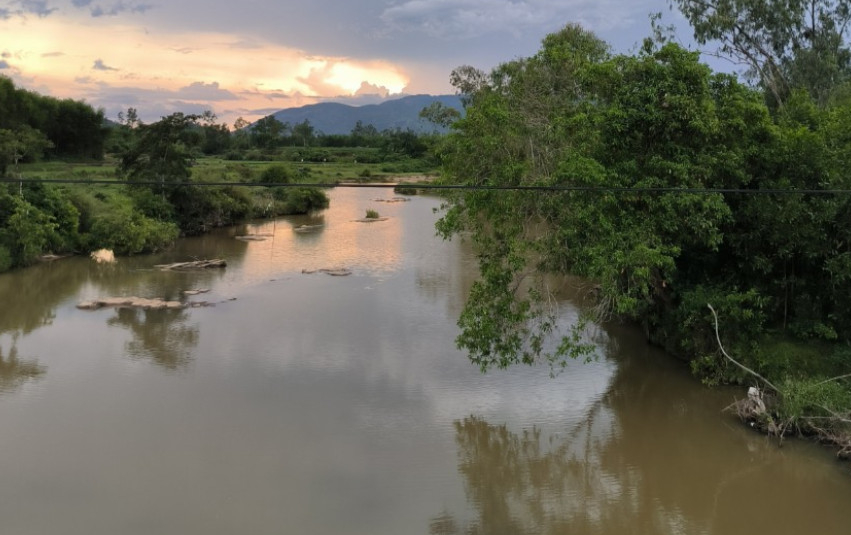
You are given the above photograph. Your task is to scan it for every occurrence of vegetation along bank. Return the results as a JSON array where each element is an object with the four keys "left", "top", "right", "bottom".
[
  {"left": 3, "top": 0, "right": 851, "bottom": 458},
  {"left": 433, "top": 12, "right": 851, "bottom": 456}
]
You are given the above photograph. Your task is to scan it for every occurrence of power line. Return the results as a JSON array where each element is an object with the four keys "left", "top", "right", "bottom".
[{"left": 3, "top": 177, "right": 851, "bottom": 195}]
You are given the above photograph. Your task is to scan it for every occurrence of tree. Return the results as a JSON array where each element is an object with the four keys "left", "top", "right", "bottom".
[
  {"left": 251, "top": 115, "right": 288, "bottom": 150},
  {"left": 437, "top": 25, "right": 779, "bottom": 371},
  {"left": 0, "top": 125, "right": 53, "bottom": 177},
  {"left": 120, "top": 112, "right": 200, "bottom": 194},
  {"left": 117, "top": 107, "right": 142, "bottom": 129},
  {"left": 232, "top": 117, "right": 251, "bottom": 150},
  {"left": 419, "top": 102, "right": 461, "bottom": 129},
  {"left": 291, "top": 119, "right": 315, "bottom": 147},
  {"left": 671, "top": 0, "right": 851, "bottom": 105},
  {"left": 350, "top": 120, "right": 380, "bottom": 146}
]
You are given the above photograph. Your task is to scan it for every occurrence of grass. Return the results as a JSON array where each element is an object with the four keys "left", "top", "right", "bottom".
[
  {"left": 16, "top": 149, "right": 438, "bottom": 191},
  {"left": 365, "top": 209, "right": 380, "bottom": 219}
]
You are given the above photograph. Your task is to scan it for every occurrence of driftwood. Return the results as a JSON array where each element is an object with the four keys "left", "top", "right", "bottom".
[
  {"left": 154, "top": 259, "right": 226, "bottom": 270},
  {"left": 373, "top": 197, "right": 411, "bottom": 203},
  {"left": 77, "top": 297, "right": 185, "bottom": 310},
  {"left": 183, "top": 289, "right": 210, "bottom": 296},
  {"left": 293, "top": 224, "right": 324, "bottom": 233},
  {"left": 354, "top": 217, "right": 389, "bottom": 223},
  {"left": 301, "top": 267, "right": 352, "bottom": 276}
]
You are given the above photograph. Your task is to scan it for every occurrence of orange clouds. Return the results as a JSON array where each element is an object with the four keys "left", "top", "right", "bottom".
[{"left": 0, "top": 14, "right": 410, "bottom": 124}]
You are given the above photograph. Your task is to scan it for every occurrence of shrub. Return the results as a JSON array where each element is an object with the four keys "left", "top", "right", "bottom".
[
  {"left": 258, "top": 165, "right": 292, "bottom": 184},
  {"left": 276, "top": 188, "right": 329, "bottom": 214},
  {"left": 87, "top": 208, "right": 178, "bottom": 255},
  {"left": 365, "top": 209, "right": 380, "bottom": 219}
]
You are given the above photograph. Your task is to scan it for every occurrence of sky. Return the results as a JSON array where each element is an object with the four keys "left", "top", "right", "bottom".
[{"left": 0, "top": 0, "right": 705, "bottom": 126}]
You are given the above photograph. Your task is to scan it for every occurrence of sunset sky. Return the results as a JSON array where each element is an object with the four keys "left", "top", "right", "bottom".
[{"left": 0, "top": 0, "right": 698, "bottom": 126}]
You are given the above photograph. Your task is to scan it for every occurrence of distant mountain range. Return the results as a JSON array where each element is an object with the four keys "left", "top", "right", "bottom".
[{"left": 267, "top": 94, "right": 464, "bottom": 135}]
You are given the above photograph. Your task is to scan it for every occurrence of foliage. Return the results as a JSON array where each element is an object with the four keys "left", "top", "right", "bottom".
[
  {"left": 275, "top": 188, "right": 329, "bottom": 214},
  {"left": 0, "top": 76, "right": 107, "bottom": 161},
  {"left": 0, "top": 183, "right": 82, "bottom": 268},
  {"left": 419, "top": 101, "right": 462, "bottom": 128},
  {"left": 86, "top": 205, "right": 178, "bottom": 255},
  {"left": 437, "top": 22, "right": 851, "bottom": 383},
  {"left": 167, "top": 186, "right": 253, "bottom": 235},
  {"left": 670, "top": 0, "right": 851, "bottom": 105},
  {"left": 251, "top": 115, "right": 289, "bottom": 150},
  {"left": 365, "top": 208, "right": 380, "bottom": 219},
  {"left": 258, "top": 164, "right": 292, "bottom": 184},
  {"left": 0, "top": 125, "right": 53, "bottom": 176},
  {"left": 119, "top": 112, "right": 200, "bottom": 188}
]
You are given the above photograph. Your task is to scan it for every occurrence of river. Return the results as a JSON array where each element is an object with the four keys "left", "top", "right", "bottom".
[{"left": 1, "top": 188, "right": 849, "bottom": 534}]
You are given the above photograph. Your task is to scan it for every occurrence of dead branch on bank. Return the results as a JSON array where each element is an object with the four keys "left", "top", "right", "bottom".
[{"left": 709, "top": 304, "right": 851, "bottom": 457}]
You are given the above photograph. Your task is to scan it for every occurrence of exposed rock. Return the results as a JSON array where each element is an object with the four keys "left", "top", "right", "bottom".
[{"left": 183, "top": 289, "right": 210, "bottom": 296}]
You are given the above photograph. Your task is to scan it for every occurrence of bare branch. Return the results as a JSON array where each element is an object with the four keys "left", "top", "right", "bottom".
[{"left": 707, "top": 303, "right": 781, "bottom": 393}]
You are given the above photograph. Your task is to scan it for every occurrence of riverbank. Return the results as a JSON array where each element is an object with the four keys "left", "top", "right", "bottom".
[{"left": 0, "top": 154, "right": 437, "bottom": 273}]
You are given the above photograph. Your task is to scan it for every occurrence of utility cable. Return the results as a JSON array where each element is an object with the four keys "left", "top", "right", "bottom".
[{"left": 3, "top": 177, "right": 851, "bottom": 195}]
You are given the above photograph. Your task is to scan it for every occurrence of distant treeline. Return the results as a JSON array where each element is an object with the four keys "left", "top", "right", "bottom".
[{"left": 0, "top": 76, "right": 106, "bottom": 172}]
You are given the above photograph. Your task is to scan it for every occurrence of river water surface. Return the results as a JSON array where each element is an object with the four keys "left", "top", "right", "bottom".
[{"left": 1, "top": 188, "right": 850, "bottom": 534}]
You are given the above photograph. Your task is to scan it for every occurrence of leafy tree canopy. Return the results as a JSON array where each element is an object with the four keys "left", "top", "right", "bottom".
[
  {"left": 670, "top": 0, "right": 851, "bottom": 105},
  {"left": 437, "top": 23, "right": 851, "bottom": 377}
]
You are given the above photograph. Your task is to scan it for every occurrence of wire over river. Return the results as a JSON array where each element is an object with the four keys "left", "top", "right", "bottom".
[{"left": 3, "top": 177, "right": 851, "bottom": 195}]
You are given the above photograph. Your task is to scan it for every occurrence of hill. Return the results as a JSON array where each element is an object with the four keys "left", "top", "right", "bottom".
[{"left": 268, "top": 94, "right": 463, "bottom": 135}]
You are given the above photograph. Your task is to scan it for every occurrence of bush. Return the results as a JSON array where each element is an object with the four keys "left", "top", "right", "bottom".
[
  {"left": 365, "top": 209, "right": 380, "bottom": 219},
  {"left": 272, "top": 187, "right": 329, "bottom": 214},
  {"left": 258, "top": 165, "right": 292, "bottom": 184},
  {"left": 394, "top": 186, "right": 418, "bottom": 195},
  {"left": 130, "top": 187, "right": 176, "bottom": 221},
  {"left": 87, "top": 208, "right": 178, "bottom": 255},
  {"left": 169, "top": 185, "right": 253, "bottom": 234}
]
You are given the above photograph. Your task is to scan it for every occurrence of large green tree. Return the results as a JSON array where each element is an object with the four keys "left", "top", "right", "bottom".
[
  {"left": 671, "top": 0, "right": 851, "bottom": 105},
  {"left": 439, "top": 26, "right": 851, "bottom": 376},
  {"left": 120, "top": 112, "right": 200, "bottom": 190}
]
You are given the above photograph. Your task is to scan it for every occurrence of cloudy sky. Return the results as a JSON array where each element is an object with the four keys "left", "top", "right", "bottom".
[{"left": 0, "top": 0, "right": 698, "bottom": 126}]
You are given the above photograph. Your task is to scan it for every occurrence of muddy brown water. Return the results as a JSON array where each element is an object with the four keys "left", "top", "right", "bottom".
[{"left": 1, "top": 188, "right": 850, "bottom": 534}]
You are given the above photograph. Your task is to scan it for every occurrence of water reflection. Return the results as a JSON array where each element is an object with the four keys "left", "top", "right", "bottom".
[
  {"left": 0, "top": 340, "right": 45, "bottom": 393},
  {"left": 436, "top": 338, "right": 851, "bottom": 535},
  {"left": 0, "top": 259, "right": 89, "bottom": 336},
  {"left": 234, "top": 189, "right": 405, "bottom": 283},
  {"left": 107, "top": 308, "right": 199, "bottom": 371}
]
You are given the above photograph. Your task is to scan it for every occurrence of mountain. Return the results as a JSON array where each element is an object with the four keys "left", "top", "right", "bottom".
[{"left": 268, "top": 94, "right": 463, "bottom": 135}]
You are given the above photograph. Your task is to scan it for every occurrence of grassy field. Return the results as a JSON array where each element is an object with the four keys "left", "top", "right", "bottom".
[{"left": 17, "top": 151, "right": 437, "bottom": 185}]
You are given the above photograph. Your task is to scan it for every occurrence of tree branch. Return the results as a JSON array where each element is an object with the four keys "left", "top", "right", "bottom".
[{"left": 707, "top": 303, "right": 781, "bottom": 393}]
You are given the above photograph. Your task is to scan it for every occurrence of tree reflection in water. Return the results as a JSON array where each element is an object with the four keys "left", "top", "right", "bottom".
[
  {"left": 0, "top": 340, "right": 45, "bottom": 393},
  {"left": 107, "top": 307, "right": 199, "bottom": 371},
  {"left": 433, "top": 344, "right": 851, "bottom": 535}
]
